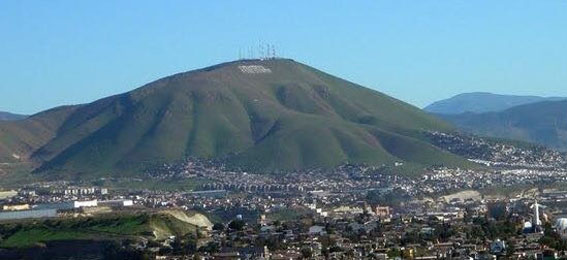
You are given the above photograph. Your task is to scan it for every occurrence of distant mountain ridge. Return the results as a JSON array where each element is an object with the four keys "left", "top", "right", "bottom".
[
  {"left": 438, "top": 100, "right": 567, "bottom": 151},
  {"left": 0, "top": 111, "right": 27, "bottom": 121},
  {"left": 0, "top": 59, "right": 470, "bottom": 178},
  {"left": 425, "top": 92, "right": 566, "bottom": 114}
]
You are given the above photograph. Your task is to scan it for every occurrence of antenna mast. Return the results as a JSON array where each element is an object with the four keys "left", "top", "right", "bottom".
[
  {"left": 272, "top": 44, "right": 276, "bottom": 59},
  {"left": 259, "top": 41, "right": 264, "bottom": 60}
]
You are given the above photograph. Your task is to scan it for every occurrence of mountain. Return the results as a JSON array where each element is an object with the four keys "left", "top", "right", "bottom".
[
  {"left": 0, "top": 111, "right": 27, "bottom": 121},
  {"left": 424, "top": 92, "right": 566, "bottom": 114},
  {"left": 438, "top": 100, "right": 567, "bottom": 151},
  {"left": 0, "top": 59, "right": 469, "bottom": 177}
]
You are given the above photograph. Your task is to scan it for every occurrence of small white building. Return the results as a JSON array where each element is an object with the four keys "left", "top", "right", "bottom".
[{"left": 73, "top": 200, "right": 98, "bottom": 208}]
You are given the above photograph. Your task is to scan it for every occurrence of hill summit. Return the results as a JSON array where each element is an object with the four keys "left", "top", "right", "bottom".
[{"left": 0, "top": 59, "right": 466, "bottom": 176}]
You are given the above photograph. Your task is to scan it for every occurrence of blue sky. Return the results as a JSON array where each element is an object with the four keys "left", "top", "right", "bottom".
[{"left": 1, "top": 1, "right": 566, "bottom": 114}]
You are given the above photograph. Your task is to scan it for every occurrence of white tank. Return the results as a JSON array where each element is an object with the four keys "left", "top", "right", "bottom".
[{"left": 555, "top": 218, "right": 567, "bottom": 239}]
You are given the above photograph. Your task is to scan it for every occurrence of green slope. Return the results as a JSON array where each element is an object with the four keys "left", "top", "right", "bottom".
[
  {"left": 0, "top": 210, "right": 210, "bottom": 248},
  {"left": 438, "top": 100, "right": 567, "bottom": 151},
  {"left": 1, "top": 59, "right": 469, "bottom": 177},
  {"left": 0, "top": 106, "right": 79, "bottom": 163}
]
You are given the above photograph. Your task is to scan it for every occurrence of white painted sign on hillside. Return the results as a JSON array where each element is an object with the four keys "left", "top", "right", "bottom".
[{"left": 238, "top": 65, "right": 271, "bottom": 74}]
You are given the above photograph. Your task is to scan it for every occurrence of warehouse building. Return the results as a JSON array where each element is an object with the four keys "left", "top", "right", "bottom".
[
  {"left": 99, "top": 199, "right": 133, "bottom": 208},
  {"left": 0, "top": 209, "right": 57, "bottom": 221},
  {"left": 2, "top": 204, "right": 30, "bottom": 211}
]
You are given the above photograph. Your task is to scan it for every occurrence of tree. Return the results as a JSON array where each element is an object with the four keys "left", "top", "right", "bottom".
[
  {"left": 212, "top": 223, "right": 225, "bottom": 232},
  {"left": 228, "top": 219, "right": 246, "bottom": 231},
  {"left": 367, "top": 188, "right": 409, "bottom": 207},
  {"left": 199, "top": 241, "right": 220, "bottom": 253},
  {"left": 301, "top": 248, "right": 313, "bottom": 259}
]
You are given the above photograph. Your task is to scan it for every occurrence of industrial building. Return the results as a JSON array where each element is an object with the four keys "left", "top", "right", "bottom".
[
  {"left": 99, "top": 199, "right": 133, "bottom": 208},
  {"left": 0, "top": 190, "right": 17, "bottom": 200},
  {"left": 2, "top": 204, "right": 30, "bottom": 211},
  {"left": 34, "top": 200, "right": 98, "bottom": 210},
  {"left": 0, "top": 209, "right": 57, "bottom": 221},
  {"left": 0, "top": 199, "right": 133, "bottom": 221}
]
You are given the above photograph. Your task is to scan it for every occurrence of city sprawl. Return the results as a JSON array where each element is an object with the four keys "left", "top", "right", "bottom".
[{"left": 2, "top": 133, "right": 567, "bottom": 259}]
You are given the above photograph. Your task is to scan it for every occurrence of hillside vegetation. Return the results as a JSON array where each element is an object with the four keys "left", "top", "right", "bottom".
[{"left": 0, "top": 106, "right": 79, "bottom": 163}]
